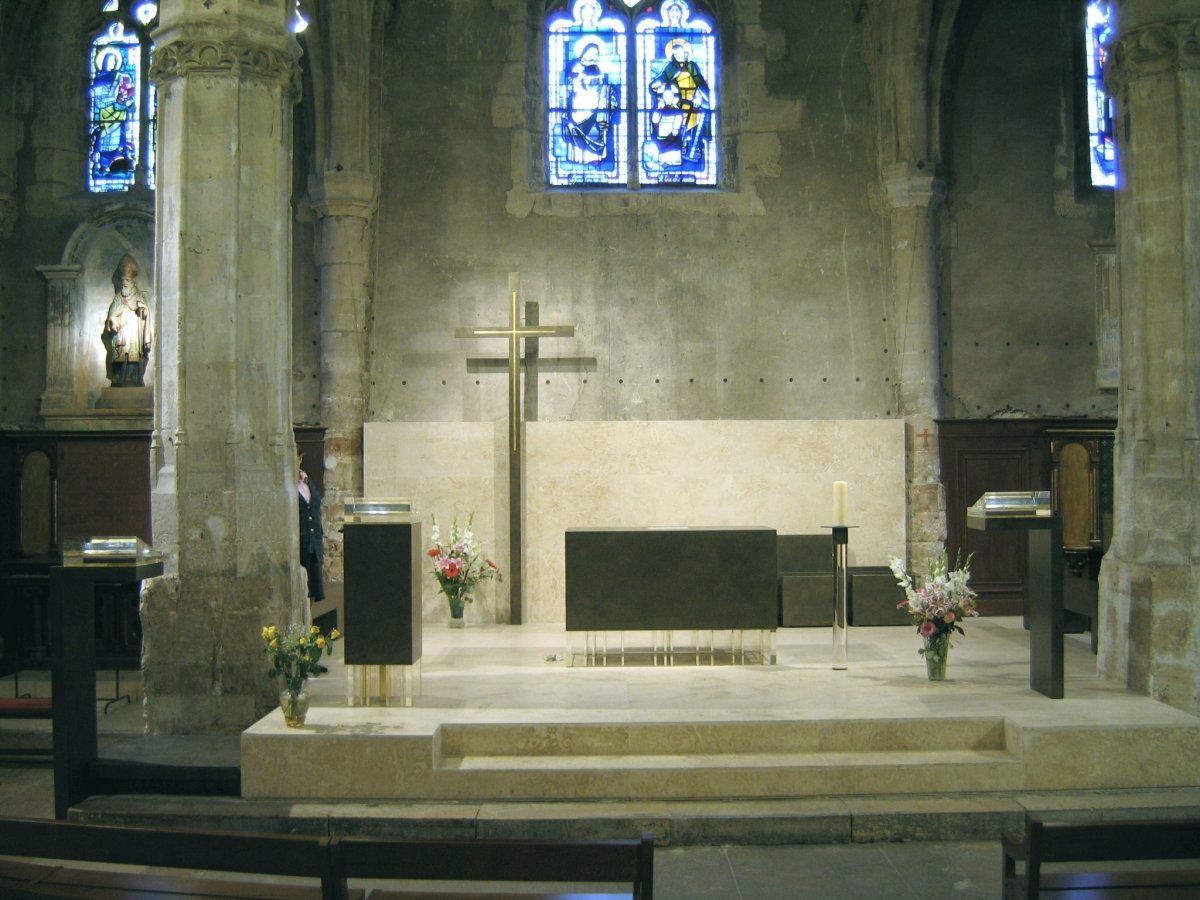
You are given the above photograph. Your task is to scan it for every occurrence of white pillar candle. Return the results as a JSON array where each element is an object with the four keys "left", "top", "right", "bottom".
[{"left": 832, "top": 481, "right": 848, "bottom": 525}]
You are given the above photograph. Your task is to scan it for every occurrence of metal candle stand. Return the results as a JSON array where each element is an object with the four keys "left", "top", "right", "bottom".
[{"left": 825, "top": 525, "right": 856, "bottom": 670}]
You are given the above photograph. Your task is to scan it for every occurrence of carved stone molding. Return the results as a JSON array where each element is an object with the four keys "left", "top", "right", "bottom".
[
  {"left": 151, "top": 38, "right": 300, "bottom": 95},
  {"left": 882, "top": 162, "right": 946, "bottom": 211},
  {"left": 308, "top": 170, "right": 377, "bottom": 221},
  {"left": 1108, "top": 18, "right": 1200, "bottom": 89}
]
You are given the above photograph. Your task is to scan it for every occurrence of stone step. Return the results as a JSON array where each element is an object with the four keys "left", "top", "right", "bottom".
[
  {"left": 72, "top": 788, "right": 1200, "bottom": 846},
  {"left": 435, "top": 750, "right": 1024, "bottom": 800},
  {"left": 435, "top": 717, "right": 1010, "bottom": 758},
  {"left": 424, "top": 717, "right": 1025, "bottom": 799}
]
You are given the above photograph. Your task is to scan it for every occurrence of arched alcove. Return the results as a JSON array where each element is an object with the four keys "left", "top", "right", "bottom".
[{"left": 39, "top": 203, "right": 154, "bottom": 429}]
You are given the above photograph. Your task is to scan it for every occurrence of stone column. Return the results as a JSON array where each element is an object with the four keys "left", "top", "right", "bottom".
[
  {"left": 36, "top": 265, "right": 83, "bottom": 414},
  {"left": 141, "top": 0, "right": 304, "bottom": 733},
  {"left": 304, "top": 1, "right": 385, "bottom": 585},
  {"left": 1101, "top": 5, "right": 1200, "bottom": 715},
  {"left": 884, "top": 163, "right": 947, "bottom": 566},
  {"left": 310, "top": 170, "right": 374, "bottom": 584}
]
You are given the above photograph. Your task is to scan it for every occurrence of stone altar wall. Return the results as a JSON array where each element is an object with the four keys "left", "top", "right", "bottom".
[{"left": 365, "top": 419, "right": 905, "bottom": 624}]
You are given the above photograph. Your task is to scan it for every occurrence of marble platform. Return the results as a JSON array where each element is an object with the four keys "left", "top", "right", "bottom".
[{"left": 239, "top": 618, "right": 1200, "bottom": 810}]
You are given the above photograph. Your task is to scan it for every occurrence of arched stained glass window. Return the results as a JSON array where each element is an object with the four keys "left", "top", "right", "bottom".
[
  {"left": 88, "top": 1, "right": 158, "bottom": 193},
  {"left": 1083, "top": 1, "right": 1116, "bottom": 188},
  {"left": 547, "top": 0, "right": 628, "bottom": 186},
  {"left": 546, "top": 0, "right": 718, "bottom": 188},
  {"left": 636, "top": 1, "right": 716, "bottom": 185}
]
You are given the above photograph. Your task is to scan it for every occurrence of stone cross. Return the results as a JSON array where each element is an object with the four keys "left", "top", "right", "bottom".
[{"left": 455, "top": 273, "right": 583, "bottom": 623}]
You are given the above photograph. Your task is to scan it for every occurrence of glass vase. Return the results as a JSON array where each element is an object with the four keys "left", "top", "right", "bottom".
[
  {"left": 923, "top": 634, "right": 950, "bottom": 681},
  {"left": 447, "top": 593, "right": 465, "bottom": 627},
  {"left": 279, "top": 688, "right": 309, "bottom": 727}
]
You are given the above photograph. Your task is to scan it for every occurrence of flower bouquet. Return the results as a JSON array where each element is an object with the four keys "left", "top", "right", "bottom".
[
  {"left": 261, "top": 623, "right": 341, "bottom": 725},
  {"left": 428, "top": 513, "right": 502, "bottom": 625},
  {"left": 888, "top": 551, "right": 978, "bottom": 680}
]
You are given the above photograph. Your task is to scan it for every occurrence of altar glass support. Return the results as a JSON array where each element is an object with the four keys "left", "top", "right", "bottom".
[{"left": 564, "top": 527, "right": 777, "bottom": 666}]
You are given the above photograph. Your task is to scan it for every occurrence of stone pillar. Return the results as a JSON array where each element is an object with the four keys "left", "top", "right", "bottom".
[
  {"left": 884, "top": 163, "right": 947, "bottom": 565},
  {"left": 141, "top": 0, "right": 304, "bottom": 733},
  {"left": 304, "top": 1, "right": 385, "bottom": 585},
  {"left": 310, "top": 170, "right": 375, "bottom": 584},
  {"left": 1100, "top": 5, "right": 1200, "bottom": 715},
  {"left": 36, "top": 265, "right": 83, "bottom": 414}
]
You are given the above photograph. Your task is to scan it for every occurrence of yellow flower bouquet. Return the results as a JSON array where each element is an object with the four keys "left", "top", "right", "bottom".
[{"left": 261, "top": 623, "right": 342, "bottom": 699}]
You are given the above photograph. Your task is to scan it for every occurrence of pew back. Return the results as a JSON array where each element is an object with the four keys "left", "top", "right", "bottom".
[
  {"left": 0, "top": 816, "right": 341, "bottom": 899},
  {"left": 332, "top": 833, "right": 654, "bottom": 900},
  {"left": 1002, "top": 814, "right": 1200, "bottom": 899}
]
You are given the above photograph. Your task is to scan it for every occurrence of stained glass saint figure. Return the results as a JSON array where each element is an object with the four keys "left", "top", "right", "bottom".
[
  {"left": 548, "top": 0, "right": 628, "bottom": 186},
  {"left": 636, "top": 0, "right": 717, "bottom": 185},
  {"left": 89, "top": 24, "right": 142, "bottom": 191}
]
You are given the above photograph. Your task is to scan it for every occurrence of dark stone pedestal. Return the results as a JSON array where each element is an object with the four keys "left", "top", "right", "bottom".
[
  {"left": 343, "top": 522, "right": 422, "bottom": 666},
  {"left": 848, "top": 567, "right": 909, "bottom": 626},
  {"left": 565, "top": 527, "right": 777, "bottom": 632}
]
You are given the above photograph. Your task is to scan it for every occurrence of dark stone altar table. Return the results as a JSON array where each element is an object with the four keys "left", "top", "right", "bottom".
[{"left": 564, "top": 526, "right": 778, "bottom": 665}]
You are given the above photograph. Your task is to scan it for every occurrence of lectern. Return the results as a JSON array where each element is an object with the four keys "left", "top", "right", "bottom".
[
  {"left": 342, "top": 499, "right": 422, "bottom": 706},
  {"left": 967, "top": 492, "right": 1064, "bottom": 699},
  {"left": 50, "top": 537, "right": 163, "bottom": 818}
]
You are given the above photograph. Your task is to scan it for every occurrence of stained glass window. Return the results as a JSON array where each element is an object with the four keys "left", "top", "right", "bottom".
[
  {"left": 547, "top": 1, "right": 628, "bottom": 186},
  {"left": 1084, "top": 1, "right": 1116, "bottom": 188},
  {"left": 88, "top": 1, "right": 158, "bottom": 193},
  {"left": 546, "top": 0, "right": 718, "bottom": 188},
  {"left": 635, "top": 1, "right": 716, "bottom": 185}
]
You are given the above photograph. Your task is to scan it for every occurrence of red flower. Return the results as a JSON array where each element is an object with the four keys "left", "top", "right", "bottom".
[
  {"left": 444, "top": 561, "right": 461, "bottom": 579},
  {"left": 427, "top": 548, "right": 440, "bottom": 558},
  {"left": 486, "top": 559, "right": 497, "bottom": 569}
]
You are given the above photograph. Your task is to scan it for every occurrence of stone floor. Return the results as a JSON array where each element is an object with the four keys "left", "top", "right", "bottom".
[{"left": 2, "top": 618, "right": 1199, "bottom": 898}]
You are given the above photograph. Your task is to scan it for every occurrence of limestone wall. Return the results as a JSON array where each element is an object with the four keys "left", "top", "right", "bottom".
[{"left": 364, "top": 419, "right": 905, "bottom": 624}]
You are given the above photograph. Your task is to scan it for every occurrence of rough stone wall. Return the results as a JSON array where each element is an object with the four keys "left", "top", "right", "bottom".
[
  {"left": 362, "top": 0, "right": 1113, "bottom": 441},
  {"left": 368, "top": 0, "right": 897, "bottom": 429},
  {"left": 940, "top": 0, "right": 1117, "bottom": 421},
  {"left": 0, "top": 1, "right": 107, "bottom": 429}
]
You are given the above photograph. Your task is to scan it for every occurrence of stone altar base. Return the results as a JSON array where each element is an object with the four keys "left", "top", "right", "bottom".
[{"left": 238, "top": 619, "right": 1200, "bottom": 817}]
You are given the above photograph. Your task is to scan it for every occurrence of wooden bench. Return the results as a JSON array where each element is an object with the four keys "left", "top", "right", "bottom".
[
  {"left": 1002, "top": 814, "right": 1200, "bottom": 898},
  {"left": 330, "top": 832, "right": 655, "bottom": 900},
  {"left": 0, "top": 816, "right": 351, "bottom": 899}
]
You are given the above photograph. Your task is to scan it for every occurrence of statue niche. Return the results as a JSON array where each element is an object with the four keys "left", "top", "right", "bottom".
[{"left": 103, "top": 254, "right": 153, "bottom": 388}]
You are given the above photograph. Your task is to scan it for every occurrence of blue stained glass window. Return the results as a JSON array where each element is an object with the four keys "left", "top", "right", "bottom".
[
  {"left": 1084, "top": 1, "right": 1116, "bottom": 188},
  {"left": 547, "top": 0, "right": 628, "bottom": 186},
  {"left": 87, "top": 2, "right": 158, "bottom": 193},
  {"left": 546, "top": 0, "right": 718, "bottom": 189},
  {"left": 636, "top": 1, "right": 716, "bottom": 186}
]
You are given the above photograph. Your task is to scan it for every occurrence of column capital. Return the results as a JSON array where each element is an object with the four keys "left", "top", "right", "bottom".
[
  {"left": 36, "top": 263, "right": 84, "bottom": 282},
  {"left": 308, "top": 169, "right": 377, "bottom": 220},
  {"left": 882, "top": 162, "right": 946, "bottom": 210},
  {"left": 151, "top": 38, "right": 300, "bottom": 96},
  {"left": 1108, "top": 18, "right": 1200, "bottom": 89}
]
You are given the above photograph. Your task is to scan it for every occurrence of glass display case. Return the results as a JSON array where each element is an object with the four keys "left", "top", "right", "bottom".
[
  {"left": 966, "top": 491, "right": 1051, "bottom": 527},
  {"left": 62, "top": 535, "right": 160, "bottom": 566},
  {"left": 342, "top": 498, "right": 415, "bottom": 524}
]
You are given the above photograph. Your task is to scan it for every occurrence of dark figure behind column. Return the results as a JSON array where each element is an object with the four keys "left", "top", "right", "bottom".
[{"left": 298, "top": 452, "right": 324, "bottom": 602}]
